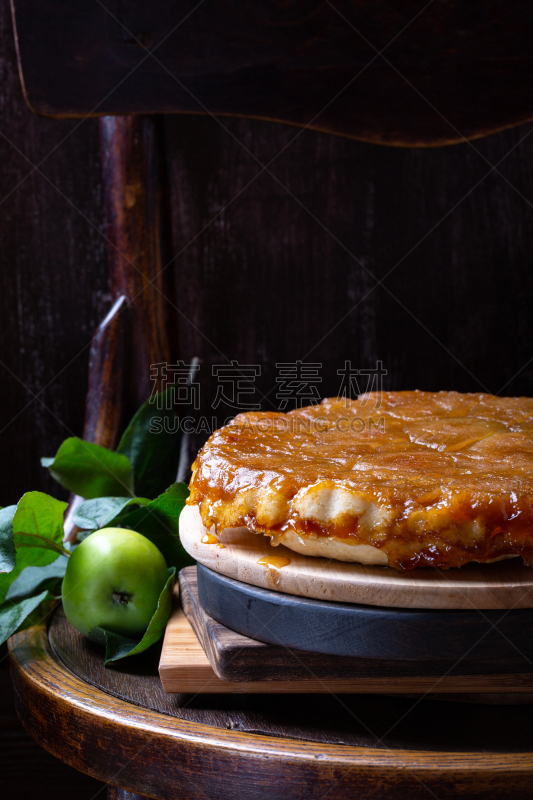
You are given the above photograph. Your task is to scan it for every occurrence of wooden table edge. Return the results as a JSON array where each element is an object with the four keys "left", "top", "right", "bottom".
[{"left": 7, "top": 620, "right": 533, "bottom": 798}]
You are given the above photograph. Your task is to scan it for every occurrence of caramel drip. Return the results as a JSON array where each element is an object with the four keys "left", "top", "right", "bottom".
[{"left": 257, "top": 556, "right": 291, "bottom": 569}]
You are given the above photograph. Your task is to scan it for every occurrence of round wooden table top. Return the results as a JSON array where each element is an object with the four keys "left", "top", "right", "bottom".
[{"left": 8, "top": 608, "right": 533, "bottom": 800}]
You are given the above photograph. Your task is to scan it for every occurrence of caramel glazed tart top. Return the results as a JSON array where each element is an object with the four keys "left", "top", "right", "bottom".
[{"left": 187, "top": 391, "right": 533, "bottom": 570}]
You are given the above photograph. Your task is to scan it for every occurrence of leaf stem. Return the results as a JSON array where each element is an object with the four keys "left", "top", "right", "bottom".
[{"left": 13, "top": 532, "right": 71, "bottom": 558}]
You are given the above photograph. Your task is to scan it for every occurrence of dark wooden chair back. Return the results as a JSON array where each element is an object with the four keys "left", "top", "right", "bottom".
[
  {"left": 10, "top": 1, "right": 533, "bottom": 460},
  {"left": 11, "top": 1, "right": 533, "bottom": 144}
]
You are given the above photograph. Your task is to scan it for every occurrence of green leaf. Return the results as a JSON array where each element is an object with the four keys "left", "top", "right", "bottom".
[
  {"left": 73, "top": 496, "right": 151, "bottom": 531},
  {"left": 13, "top": 492, "right": 69, "bottom": 557},
  {"left": 5, "top": 555, "right": 68, "bottom": 602},
  {"left": 42, "top": 438, "right": 134, "bottom": 499},
  {"left": 117, "top": 388, "right": 183, "bottom": 498},
  {"left": 91, "top": 567, "right": 175, "bottom": 664},
  {"left": 0, "top": 505, "right": 16, "bottom": 574},
  {"left": 0, "top": 493, "right": 68, "bottom": 603},
  {"left": 0, "top": 590, "right": 54, "bottom": 646},
  {"left": 120, "top": 483, "right": 194, "bottom": 570}
]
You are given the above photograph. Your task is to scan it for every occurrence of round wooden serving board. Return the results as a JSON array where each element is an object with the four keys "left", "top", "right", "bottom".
[{"left": 180, "top": 505, "right": 533, "bottom": 610}]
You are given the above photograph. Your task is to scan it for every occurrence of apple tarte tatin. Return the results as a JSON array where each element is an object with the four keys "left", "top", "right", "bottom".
[{"left": 187, "top": 391, "right": 533, "bottom": 570}]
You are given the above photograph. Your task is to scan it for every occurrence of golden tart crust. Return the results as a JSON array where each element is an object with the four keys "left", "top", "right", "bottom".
[{"left": 187, "top": 391, "right": 533, "bottom": 570}]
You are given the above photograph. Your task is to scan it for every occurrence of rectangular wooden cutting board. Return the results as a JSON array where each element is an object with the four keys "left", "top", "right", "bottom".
[{"left": 158, "top": 568, "right": 533, "bottom": 695}]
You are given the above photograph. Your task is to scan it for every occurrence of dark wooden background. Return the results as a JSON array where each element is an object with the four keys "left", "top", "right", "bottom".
[
  {"left": 2, "top": 0, "right": 533, "bottom": 794},
  {"left": 3, "top": 1, "right": 533, "bottom": 507}
]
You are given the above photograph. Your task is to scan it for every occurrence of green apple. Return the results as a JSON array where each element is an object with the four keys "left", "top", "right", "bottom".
[{"left": 62, "top": 527, "right": 168, "bottom": 641}]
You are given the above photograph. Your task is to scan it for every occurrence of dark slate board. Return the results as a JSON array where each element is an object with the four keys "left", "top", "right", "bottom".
[
  {"left": 196, "top": 564, "right": 533, "bottom": 663},
  {"left": 181, "top": 568, "right": 533, "bottom": 682}
]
